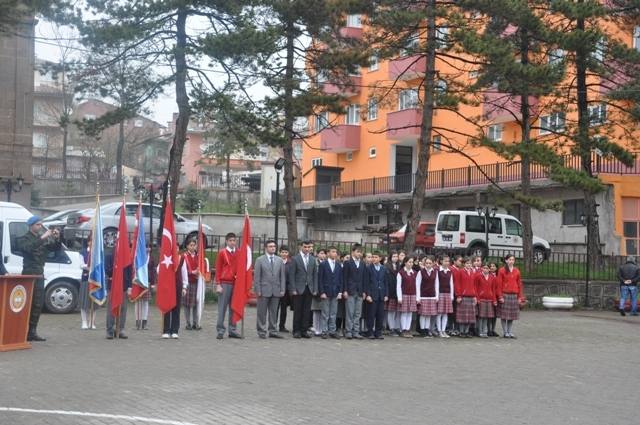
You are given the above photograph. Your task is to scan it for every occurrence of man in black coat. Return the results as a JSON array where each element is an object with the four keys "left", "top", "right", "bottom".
[{"left": 618, "top": 256, "right": 639, "bottom": 316}]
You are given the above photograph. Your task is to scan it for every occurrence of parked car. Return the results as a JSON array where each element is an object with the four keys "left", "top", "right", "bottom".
[
  {"left": 385, "top": 222, "right": 436, "bottom": 250},
  {"left": 42, "top": 209, "right": 84, "bottom": 241},
  {"left": 64, "top": 202, "right": 214, "bottom": 249},
  {"left": 434, "top": 210, "right": 551, "bottom": 263},
  {"left": 1, "top": 202, "right": 84, "bottom": 314}
]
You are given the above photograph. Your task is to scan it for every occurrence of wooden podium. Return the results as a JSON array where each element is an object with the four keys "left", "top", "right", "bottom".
[{"left": 0, "top": 275, "right": 38, "bottom": 352}]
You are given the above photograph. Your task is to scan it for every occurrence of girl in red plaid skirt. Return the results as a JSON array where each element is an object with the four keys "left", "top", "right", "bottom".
[
  {"left": 454, "top": 259, "right": 477, "bottom": 338},
  {"left": 496, "top": 255, "right": 526, "bottom": 338},
  {"left": 474, "top": 263, "right": 497, "bottom": 338},
  {"left": 488, "top": 262, "right": 499, "bottom": 336},
  {"left": 396, "top": 257, "right": 420, "bottom": 338},
  {"left": 418, "top": 257, "right": 438, "bottom": 338}
]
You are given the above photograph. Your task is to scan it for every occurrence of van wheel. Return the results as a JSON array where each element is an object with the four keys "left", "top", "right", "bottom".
[
  {"left": 44, "top": 280, "right": 78, "bottom": 314},
  {"left": 469, "top": 244, "right": 488, "bottom": 259},
  {"left": 533, "top": 247, "right": 546, "bottom": 264}
]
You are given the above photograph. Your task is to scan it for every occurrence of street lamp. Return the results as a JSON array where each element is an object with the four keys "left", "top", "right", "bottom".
[
  {"left": 476, "top": 206, "right": 498, "bottom": 258},
  {"left": 580, "top": 203, "right": 600, "bottom": 308},
  {"left": 378, "top": 199, "right": 400, "bottom": 256},
  {"left": 273, "top": 158, "right": 286, "bottom": 242},
  {"left": 1, "top": 174, "right": 24, "bottom": 202}
]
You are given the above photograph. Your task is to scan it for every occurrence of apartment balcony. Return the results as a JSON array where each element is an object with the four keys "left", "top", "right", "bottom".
[
  {"left": 483, "top": 91, "right": 538, "bottom": 123},
  {"left": 320, "top": 76, "right": 361, "bottom": 97},
  {"left": 320, "top": 125, "right": 361, "bottom": 153},
  {"left": 387, "top": 108, "right": 422, "bottom": 141},
  {"left": 339, "top": 26, "right": 363, "bottom": 39},
  {"left": 389, "top": 55, "right": 426, "bottom": 81}
]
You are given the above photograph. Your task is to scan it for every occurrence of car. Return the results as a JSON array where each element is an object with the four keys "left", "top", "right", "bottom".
[
  {"left": 434, "top": 210, "right": 551, "bottom": 263},
  {"left": 385, "top": 222, "right": 436, "bottom": 250},
  {"left": 64, "top": 202, "right": 214, "bottom": 249},
  {"left": 1, "top": 202, "right": 84, "bottom": 314},
  {"left": 42, "top": 209, "right": 83, "bottom": 241}
]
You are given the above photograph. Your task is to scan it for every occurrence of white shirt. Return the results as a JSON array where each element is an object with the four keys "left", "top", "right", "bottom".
[
  {"left": 354, "top": 259, "right": 360, "bottom": 268},
  {"left": 328, "top": 259, "right": 335, "bottom": 272}
]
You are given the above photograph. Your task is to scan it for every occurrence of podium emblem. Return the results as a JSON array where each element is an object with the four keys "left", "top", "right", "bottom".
[{"left": 9, "top": 285, "right": 27, "bottom": 313}]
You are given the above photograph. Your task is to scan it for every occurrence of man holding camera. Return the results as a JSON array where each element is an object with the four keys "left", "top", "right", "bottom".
[{"left": 17, "top": 216, "right": 61, "bottom": 342}]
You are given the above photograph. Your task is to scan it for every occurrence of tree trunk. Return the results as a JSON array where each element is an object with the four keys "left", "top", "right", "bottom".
[
  {"left": 576, "top": 11, "right": 600, "bottom": 268},
  {"left": 519, "top": 29, "right": 534, "bottom": 272},
  {"left": 116, "top": 120, "right": 125, "bottom": 195},
  {"left": 226, "top": 153, "right": 231, "bottom": 203},
  {"left": 161, "top": 8, "right": 190, "bottom": 231},
  {"left": 282, "top": 19, "right": 299, "bottom": 248},
  {"left": 62, "top": 123, "right": 68, "bottom": 180},
  {"left": 403, "top": 0, "right": 436, "bottom": 253}
]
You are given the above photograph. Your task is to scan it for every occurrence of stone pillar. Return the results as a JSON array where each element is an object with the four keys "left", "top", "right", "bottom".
[{"left": 0, "top": 19, "right": 35, "bottom": 207}]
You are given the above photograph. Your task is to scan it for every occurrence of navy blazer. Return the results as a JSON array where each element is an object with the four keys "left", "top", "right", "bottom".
[
  {"left": 318, "top": 260, "right": 342, "bottom": 298},
  {"left": 342, "top": 259, "right": 367, "bottom": 295},
  {"left": 367, "top": 264, "right": 389, "bottom": 301}
]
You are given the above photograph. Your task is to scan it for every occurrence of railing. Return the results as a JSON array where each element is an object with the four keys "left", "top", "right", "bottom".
[{"left": 297, "top": 153, "right": 640, "bottom": 203}]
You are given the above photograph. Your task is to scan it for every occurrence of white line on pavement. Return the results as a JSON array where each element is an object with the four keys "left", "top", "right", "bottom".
[{"left": 0, "top": 407, "right": 199, "bottom": 425}]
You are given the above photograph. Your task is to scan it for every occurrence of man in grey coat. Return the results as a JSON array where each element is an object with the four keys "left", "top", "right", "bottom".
[
  {"left": 288, "top": 240, "right": 318, "bottom": 338},
  {"left": 254, "top": 240, "right": 287, "bottom": 338}
]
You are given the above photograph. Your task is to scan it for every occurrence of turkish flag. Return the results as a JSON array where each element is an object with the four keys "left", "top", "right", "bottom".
[
  {"left": 110, "top": 199, "right": 131, "bottom": 317},
  {"left": 156, "top": 197, "right": 178, "bottom": 314},
  {"left": 231, "top": 213, "right": 253, "bottom": 325}
]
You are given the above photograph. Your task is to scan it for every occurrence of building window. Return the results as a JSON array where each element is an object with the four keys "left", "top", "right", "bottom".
[
  {"left": 402, "top": 32, "right": 420, "bottom": 56},
  {"left": 349, "top": 65, "right": 361, "bottom": 76},
  {"left": 434, "top": 80, "right": 447, "bottom": 106},
  {"left": 346, "top": 14, "right": 362, "bottom": 28},
  {"left": 369, "top": 147, "right": 377, "bottom": 158},
  {"left": 33, "top": 133, "right": 48, "bottom": 148},
  {"left": 84, "top": 114, "right": 96, "bottom": 121},
  {"left": 588, "top": 103, "right": 607, "bottom": 126},
  {"left": 548, "top": 48, "right": 565, "bottom": 65},
  {"left": 311, "top": 158, "right": 323, "bottom": 167},
  {"left": 436, "top": 26, "right": 449, "bottom": 50},
  {"left": 399, "top": 89, "right": 419, "bottom": 110},
  {"left": 591, "top": 38, "right": 606, "bottom": 62},
  {"left": 562, "top": 199, "right": 585, "bottom": 225},
  {"left": 367, "top": 215, "right": 380, "bottom": 225},
  {"left": 134, "top": 119, "right": 143, "bottom": 128},
  {"left": 634, "top": 26, "right": 640, "bottom": 51},
  {"left": 432, "top": 135, "right": 442, "bottom": 151},
  {"left": 293, "top": 143, "right": 303, "bottom": 160},
  {"left": 367, "top": 99, "right": 378, "bottom": 121},
  {"left": 346, "top": 152, "right": 353, "bottom": 161},
  {"left": 539, "top": 112, "right": 566, "bottom": 135},
  {"left": 316, "top": 111, "right": 329, "bottom": 131},
  {"left": 369, "top": 55, "right": 379, "bottom": 71},
  {"left": 623, "top": 197, "right": 640, "bottom": 255},
  {"left": 469, "top": 70, "right": 479, "bottom": 79},
  {"left": 488, "top": 124, "right": 503, "bottom": 142},
  {"left": 346, "top": 104, "right": 360, "bottom": 125}
]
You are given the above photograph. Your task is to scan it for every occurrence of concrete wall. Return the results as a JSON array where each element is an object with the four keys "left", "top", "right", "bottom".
[
  {"left": 181, "top": 212, "right": 308, "bottom": 240},
  {"left": 523, "top": 279, "right": 619, "bottom": 310}
]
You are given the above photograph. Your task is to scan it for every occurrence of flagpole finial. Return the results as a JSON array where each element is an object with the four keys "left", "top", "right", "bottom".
[
  {"left": 96, "top": 181, "right": 100, "bottom": 198},
  {"left": 244, "top": 199, "right": 248, "bottom": 216},
  {"left": 166, "top": 180, "right": 172, "bottom": 200}
]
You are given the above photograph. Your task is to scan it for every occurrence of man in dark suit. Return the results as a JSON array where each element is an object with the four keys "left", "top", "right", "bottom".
[
  {"left": 318, "top": 246, "right": 343, "bottom": 339},
  {"left": 288, "top": 240, "right": 318, "bottom": 338},
  {"left": 342, "top": 244, "right": 367, "bottom": 340},
  {"left": 366, "top": 252, "right": 389, "bottom": 339},
  {"left": 278, "top": 245, "right": 292, "bottom": 332}
]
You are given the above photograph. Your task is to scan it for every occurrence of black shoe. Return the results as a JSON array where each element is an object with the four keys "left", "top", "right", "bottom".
[
  {"left": 321, "top": 333, "right": 328, "bottom": 339},
  {"left": 269, "top": 333, "right": 284, "bottom": 339},
  {"left": 27, "top": 334, "right": 46, "bottom": 342},
  {"left": 302, "top": 332, "right": 312, "bottom": 339},
  {"left": 620, "top": 309, "right": 626, "bottom": 316},
  {"left": 346, "top": 334, "right": 353, "bottom": 340},
  {"left": 194, "top": 325, "right": 202, "bottom": 331},
  {"left": 632, "top": 313, "right": 639, "bottom": 317},
  {"left": 216, "top": 334, "right": 224, "bottom": 340},
  {"left": 186, "top": 323, "right": 192, "bottom": 330},
  {"left": 293, "top": 332, "right": 301, "bottom": 339},
  {"left": 142, "top": 320, "right": 149, "bottom": 330},
  {"left": 376, "top": 335, "right": 384, "bottom": 340},
  {"left": 118, "top": 332, "right": 128, "bottom": 339},
  {"left": 279, "top": 327, "right": 290, "bottom": 333},
  {"left": 228, "top": 332, "right": 242, "bottom": 339},
  {"left": 367, "top": 335, "right": 376, "bottom": 339},
  {"left": 329, "top": 333, "right": 341, "bottom": 339},
  {"left": 135, "top": 320, "right": 141, "bottom": 330},
  {"left": 258, "top": 334, "right": 267, "bottom": 339},
  {"left": 106, "top": 334, "right": 114, "bottom": 340}
]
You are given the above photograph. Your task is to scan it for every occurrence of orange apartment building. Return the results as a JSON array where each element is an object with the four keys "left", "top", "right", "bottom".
[{"left": 298, "top": 13, "right": 640, "bottom": 255}]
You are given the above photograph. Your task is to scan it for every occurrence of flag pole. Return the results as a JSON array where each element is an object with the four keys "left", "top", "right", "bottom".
[
  {"left": 89, "top": 181, "right": 100, "bottom": 330},
  {"left": 240, "top": 199, "right": 248, "bottom": 339}
]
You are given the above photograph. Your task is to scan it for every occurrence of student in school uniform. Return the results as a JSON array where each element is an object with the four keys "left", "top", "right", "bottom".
[
  {"left": 449, "top": 255, "right": 463, "bottom": 336},
  {"left": 489, "top": 262, "right": 499, "bottom": 336},
  {"left": 161, "top": 252, "right": 184, "bottom": 339},
  {"left": 342, "top": 244, "right": 367, "bottom": 340},
  {"left": 134, "top": 247, "right": 155, "bottom": 331},
  {"left": 396, "top": 256, "right": 420, "bottom": 338},
  {"left": 335, "top": 252, "right": 350, "bottom": 333},
  {"left": 182, "top": 239, "right": 200, "bottom": 330},
  {"left": 277, "top": 245, "right": 292, "bottom": 333},
  {"left": 215, "top": 233, "right": 240, "bottom": 340},
  {"left": 470, "top": 255, "right": 483, "bottom": 336},
  {"left": 496, "top": 254, "right": 526, "bottom": 338},
  {"left": 454, "top": 258, "right": 477, "bottom": 338},
  {"left": 436, "top": 256, "right": 454, "bottom": 338},
  {"left": 418, "top": 256, "right": 439, "bottom": 338},
  {"left": 475, "top": 263, "right": 497, "bottom": 338},
  {"left": 365, "top": 251, "right": 388, "bottom": 340},
  {"left": 310, "top": 248, "right": 326, "bottom": 336},
  {"left": 317, "top": 246, "right": 343, "bottom": 339},
  {"left": 79, "top": 236, "right": 99, "bottom": 330},
  {"left": 384, "top": 251, "right": 400, "bottom": 336}
]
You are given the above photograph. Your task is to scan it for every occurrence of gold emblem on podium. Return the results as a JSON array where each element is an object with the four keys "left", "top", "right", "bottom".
[{"left": 9, "top": 285, "right": 27, "bottom": 313}]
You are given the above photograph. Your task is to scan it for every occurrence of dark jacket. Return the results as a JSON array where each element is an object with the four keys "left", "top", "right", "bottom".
[
  {"left": 17, "top": 231, "right": 61, "bottom": 275},
  {"left": 618, "top": 259, "right": 640, "bottom": 286},
  {"left": 105, "top": 251, "right": 132, "bottom": 291},
  {"left": 367, "top": 264, "right": 389, "bottom": 301},
  {"left": 342, "top": 259, "right": 367, "bottom": 295},
  {"left": 318, "top": 259, "right": 342, "bottom": 298}
]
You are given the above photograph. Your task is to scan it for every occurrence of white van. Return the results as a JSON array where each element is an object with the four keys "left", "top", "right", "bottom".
[
  {"left": 1, "top": 202, "right": 84, "bottom": 313},
  {"left": 434, "top": 210, "right": 551, "bottom": 263}
]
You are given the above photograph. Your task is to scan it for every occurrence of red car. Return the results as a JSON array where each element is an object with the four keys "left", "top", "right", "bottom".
[{"left": 387, "top": 222, "right": 436, "bottom": 250}]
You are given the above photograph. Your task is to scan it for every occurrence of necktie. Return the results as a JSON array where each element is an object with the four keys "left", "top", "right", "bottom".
[{"left": 304, "top": 255, "right": 308, "bottom": 270}]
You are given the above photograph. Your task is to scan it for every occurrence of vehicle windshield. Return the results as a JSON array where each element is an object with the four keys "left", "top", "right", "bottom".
[{"left": 396, "top": 225, "right": 407, "bottom": 233}]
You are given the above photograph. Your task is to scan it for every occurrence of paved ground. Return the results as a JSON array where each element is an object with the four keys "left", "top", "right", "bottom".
[{"left": 1, "top": 306, "right": 638, "bottom": 425}]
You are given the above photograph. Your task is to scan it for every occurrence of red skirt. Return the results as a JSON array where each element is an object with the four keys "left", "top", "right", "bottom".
[
  {"left": 182, "top": 282, "right": 199, "bottom": 308},
  {"left": 397, "top": 294, "right": 417, "bottom": 313},
  {"left": 385, "top": 298, "right": 398, "bottom": 311},
  {"left": 456, "top": 297, "right": 477, "bottom": 324},
  {"left": 500, "top": 293, "right": 520, "bottom": 320},
  {"left": 437, "top": 293, "right": 453, "bottom": 314},
  {"left": 478, "top": 300, "right": 495, "bottom": 318},
  {"left": 418, "top": 298, "right": 438, "bottom": 316}
]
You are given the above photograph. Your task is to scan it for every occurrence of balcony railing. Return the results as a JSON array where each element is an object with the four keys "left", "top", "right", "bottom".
[{"left": 297, "top": 153, "right": 640, "bottom": 203}]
